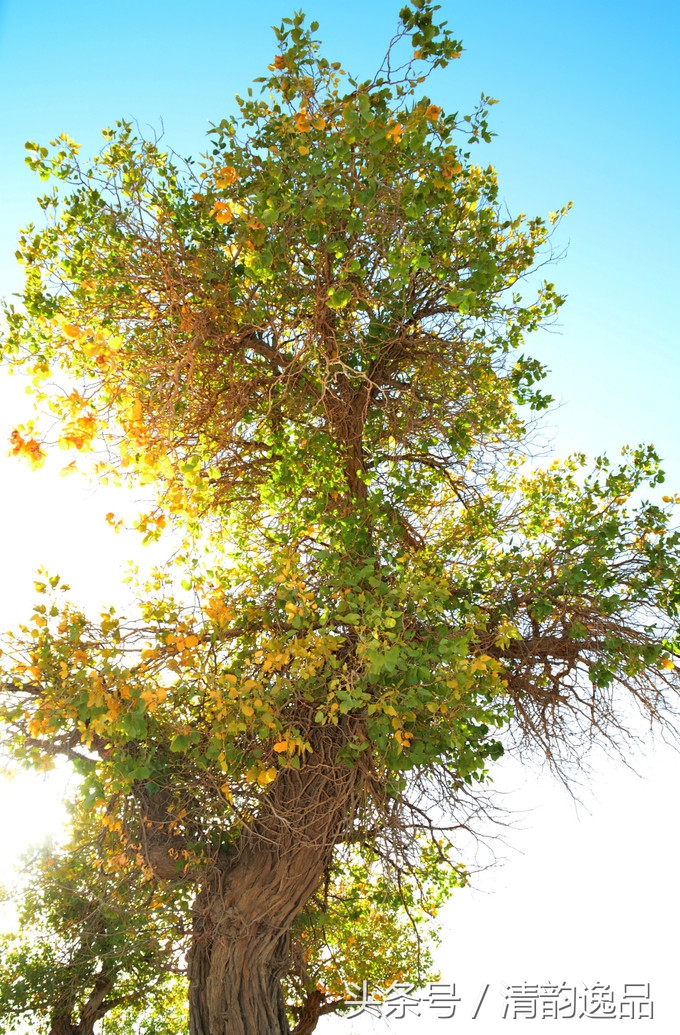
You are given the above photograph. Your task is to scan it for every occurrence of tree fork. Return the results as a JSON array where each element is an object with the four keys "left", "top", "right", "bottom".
[{"left": 48, "top": 969, "right": 115, "bottom": 1035}]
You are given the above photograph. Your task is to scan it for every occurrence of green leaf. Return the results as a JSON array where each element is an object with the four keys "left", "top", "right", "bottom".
[
  {"left": 326, "top": 286, "right": 352, "bottom": 309},
  {"left": 170, "top": 734, "right": 191, "bottom": 753}
]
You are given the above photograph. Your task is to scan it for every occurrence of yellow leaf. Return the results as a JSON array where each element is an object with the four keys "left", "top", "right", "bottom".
[
  {"left": 442, "top": 157, "right": 463, "bottom": 179},
  {"left": 273, "top": 740, "right": 289, "bottom": 752},
  {"left": 294, "top": 110, "right": 311, "bottom": 133}
]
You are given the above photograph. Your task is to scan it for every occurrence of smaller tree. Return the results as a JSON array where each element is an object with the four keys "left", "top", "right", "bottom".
[{"left": 0, "top": 798, "right": 190, "bottom": 1035}]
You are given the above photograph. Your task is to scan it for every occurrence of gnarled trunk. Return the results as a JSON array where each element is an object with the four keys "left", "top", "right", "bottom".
[
  {"left": 187, "top": 859, "right": 296, "bottom": 1035},
  {"left": 188, "top": 741, "right": 356, "bottom": 1035}
]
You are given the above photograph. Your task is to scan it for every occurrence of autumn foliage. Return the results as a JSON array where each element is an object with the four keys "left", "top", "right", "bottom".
[{"left": 1, "top": 2, "right": 679, "bottom": 1033}]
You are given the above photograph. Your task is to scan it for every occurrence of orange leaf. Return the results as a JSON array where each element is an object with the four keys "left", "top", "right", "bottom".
[
  {"left": 9, "top": 429, "right": 46, "bottom": 469},
  {"left": 215, "top": 165, "right": 238, "bottom": 188},
  {"left": 210, "top": 201, "right": 234, "bottom": 224},
  {"left": 294, "top": 110, "right": 311, "bottom": 133}
]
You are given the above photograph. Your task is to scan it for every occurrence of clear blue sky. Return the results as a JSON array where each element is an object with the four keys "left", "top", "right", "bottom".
[{"left": 1, "top": 2, "right": 679, "bottom": 1031}]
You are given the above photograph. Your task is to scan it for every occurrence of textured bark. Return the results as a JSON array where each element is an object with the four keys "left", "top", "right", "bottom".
[
  {"left": 134, "top": 782, "right": 194, "bottom": 880},
  {"left": 188, "top": 742, "right": 356, "bottom": 1035},
  {"left": 49, "top": 1018, "right": 78, "bottom": 1035},
  {"left": 291, "top": 990, "right": 325, "bottom": 1035}
]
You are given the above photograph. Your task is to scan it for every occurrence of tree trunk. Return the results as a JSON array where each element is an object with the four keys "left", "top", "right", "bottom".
[
  {"left": 49, "top": 1017, "right": 78, "bottom": 1035},
  {"left": 188, "top": 742, "right": 356, "bottom": 1035}
]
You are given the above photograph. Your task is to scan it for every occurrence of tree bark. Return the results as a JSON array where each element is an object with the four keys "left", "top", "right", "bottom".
[
  {"left": 49, "top": 1018, "right": 78, "bottom": 1035},
  {"left": 187, "top": 742, "right": 356, "bottom": 1035},
  {"left": 291, "top": 990, "right": 325, "bottom": 1035}
]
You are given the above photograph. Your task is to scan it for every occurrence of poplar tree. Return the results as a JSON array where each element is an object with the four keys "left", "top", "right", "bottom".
[{"left": 2, "top": 3, "right": 679, "bottom": 1033}]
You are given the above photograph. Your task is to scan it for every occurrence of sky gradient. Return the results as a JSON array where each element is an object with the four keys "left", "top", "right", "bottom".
[{"left": 1, "top": 1, "right": 678, "bottom": 1031}]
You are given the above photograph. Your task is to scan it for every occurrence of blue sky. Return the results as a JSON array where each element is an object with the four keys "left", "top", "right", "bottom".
[
  {"left": 1, "top": 0, "right": 678, "bottom": 470},
  {"left": 0, "top": 1, "right": 679, "bottom": 1031}
]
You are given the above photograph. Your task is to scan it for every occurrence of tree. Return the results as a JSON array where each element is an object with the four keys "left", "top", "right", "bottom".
[
  {"left": 1, "top": 2, "right": 679, "bottom": 1032},
  {"left": 0, "top": 798, "right": 189, "bottom": 1035}
]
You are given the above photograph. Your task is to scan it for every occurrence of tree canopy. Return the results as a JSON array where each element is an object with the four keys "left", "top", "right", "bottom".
[{"left": 1, "top": 2, "right": 679, "bottom": 1033}]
